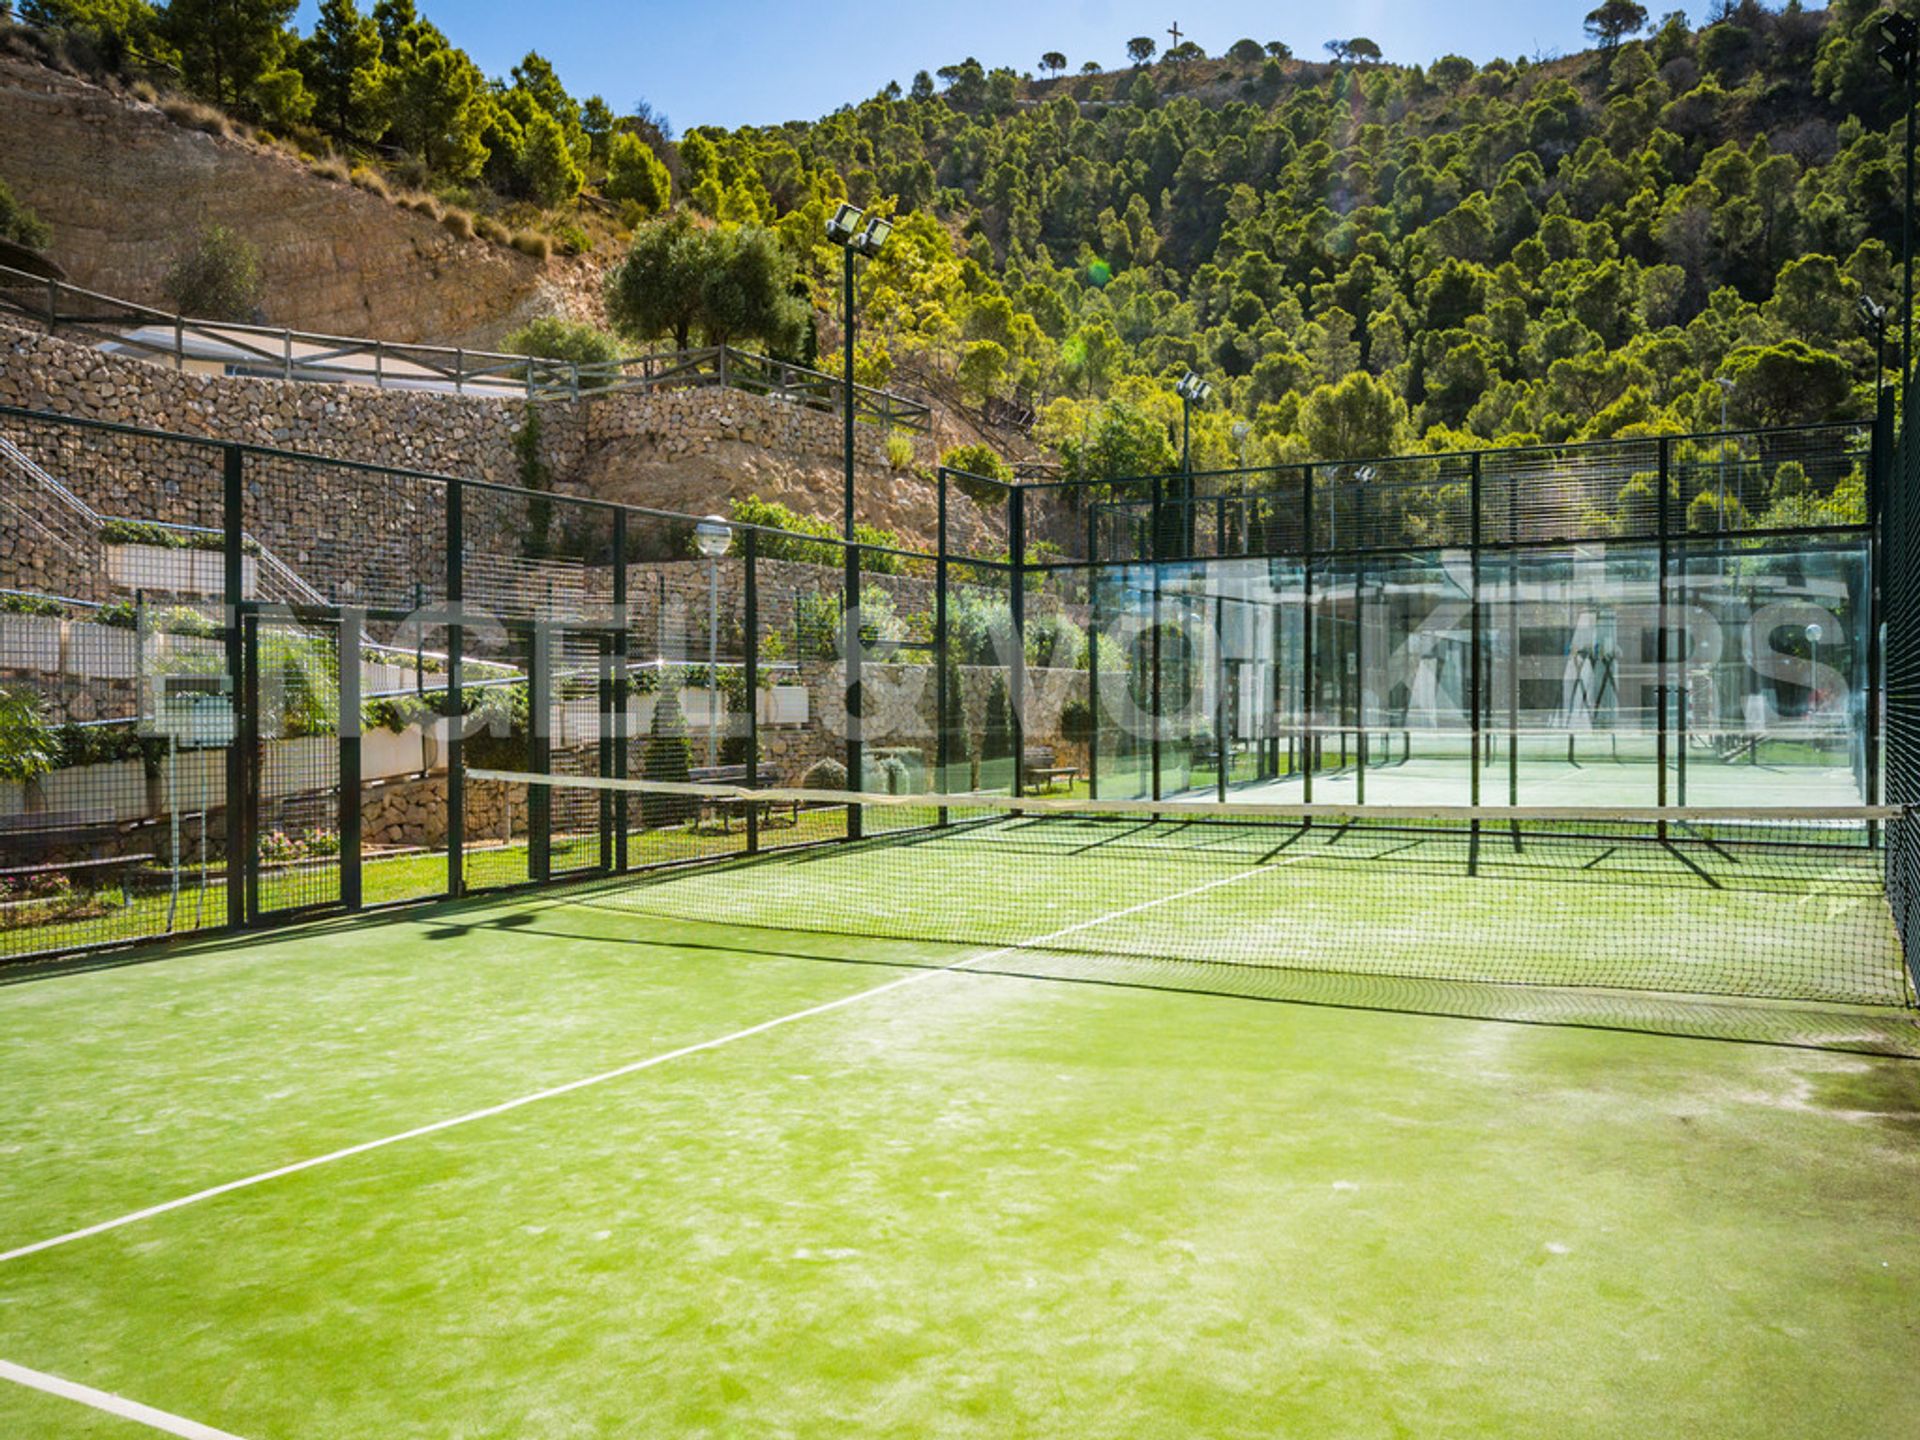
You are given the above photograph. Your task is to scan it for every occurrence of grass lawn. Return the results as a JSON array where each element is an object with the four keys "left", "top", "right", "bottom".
[{"left": 0, "top": 875, "right": 1916, "bottom": 1438}]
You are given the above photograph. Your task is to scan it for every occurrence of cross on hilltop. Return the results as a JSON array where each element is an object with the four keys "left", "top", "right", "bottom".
[{"left": 1167, "top": 21, "right": 1183, "bottom": 48}]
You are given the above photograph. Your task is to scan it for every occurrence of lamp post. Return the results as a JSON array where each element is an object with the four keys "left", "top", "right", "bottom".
[
  {"left": 824, "top": 201, "right": 893, "bottom": 817},
  {"left": 694, "top": 515, "right": 733, "bottom": 768},
  {"left": 1806, "top": 620, "right": 1825, "bottom": 719},
  {"left": 1861, "top": 293, "right": 1890, "bottom": 409},
  {"left": 1877, "top": 11, "right": 1919, "bottom": 386},
  {"left": 1714, "top": 375, "right": 1735, "bottom": 528},
  {"left": 1174, "top": 370, "right": 1213, "bottom": 558}
]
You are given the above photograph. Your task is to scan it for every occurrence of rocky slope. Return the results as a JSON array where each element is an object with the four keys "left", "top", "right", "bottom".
[{"left": 0, "top": 57, "right": 578, "bottom": 346}]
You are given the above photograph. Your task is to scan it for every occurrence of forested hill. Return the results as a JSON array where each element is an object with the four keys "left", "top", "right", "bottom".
[
  {"left": 0, "top": 2, "right": 1913, "bottom": 487},
  {"left": 686, "top": 0, "right": 1909, "bottom": 481}
]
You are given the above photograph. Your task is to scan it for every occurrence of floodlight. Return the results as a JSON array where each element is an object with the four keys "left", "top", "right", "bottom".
[
  {"left": 1714, "top": 376, "right": 1736, "bottom": 393},
  {"left": 825, "top": 202, "right": 864, "bottom": 244},
  {"left": 1879, "top": 12, "right": 1919, "bottom": 72},
  {"left": 1355, "top": 465, "right": 1378, "bottom": 483},
  {"left": 1176, "top": 370, "right": 1211, "bottom": 402},
  {"left": 694, "top": 515, "right": 734, "bottom": 558},
  {"left": 1861, "top": 294, "right": 1888, "bottom": 325},
  {"left": 855, "top": 214, "right": 893, "bottom": 255}
]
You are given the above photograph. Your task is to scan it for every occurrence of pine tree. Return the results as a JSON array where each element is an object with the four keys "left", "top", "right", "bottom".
[
  {"left": 302, "top": 0, "right": 387, "bottom": 144},
  {"left": 938, "top": 662, "right": 969, "bottom": 790},
  {"left": 980, "top": 675, "right": 1014, "bottom": 791}
]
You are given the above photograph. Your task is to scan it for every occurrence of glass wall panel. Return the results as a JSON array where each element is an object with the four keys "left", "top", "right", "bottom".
[{"left": 1675, "top": 539, "right": 1870, "bottom": 806}]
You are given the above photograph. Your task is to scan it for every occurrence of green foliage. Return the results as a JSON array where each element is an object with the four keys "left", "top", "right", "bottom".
[
  {"left": 162, "top": 224, "right": 264, "bottom": 321},
  {"left": 299, "top": 0, "right": 386, "bottom": 143},
  {"left": 0, "top": 687, "right": 57, "bottom": 783},
  {"left": 724, "top": 496, "right": 906, "bottom": 574},
  {"left": 98, "top": 519, "right": 237, "bottom": 553},
  {"left": 604, "top": 130, "right": 670, "bottom": 211},
  {"left": 159, "top": 0, "right": 301, "bottom": 115},
  {"left": 0, "top": 178, "right": 50, "bottom": 251},
  {"left": 0, "top": 593, "right": 66, "bottom": 618},
  {"left": 502, "top": 316, "right": 620, "bottom": 380},
  {"left": 940, "top": 443, "right": 1013, "bottom": 506}
]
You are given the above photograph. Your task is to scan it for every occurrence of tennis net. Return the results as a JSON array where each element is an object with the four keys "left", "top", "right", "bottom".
[{"left": 468, "top": 770, "right": 1915, "bottom": 1016}]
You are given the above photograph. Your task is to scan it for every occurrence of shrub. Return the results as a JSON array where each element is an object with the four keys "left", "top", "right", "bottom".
[
  {"left": 604, "top": 132, "right": 672, "bottom": 212},
  {"left": 801, "top": 757, "right": 848, "bottom": 792},
  {"left": 130, "top": 79, "right": 158, "bottom": 104},
  {"left": 0, "top": 592, "right": 64, "bottom": 618},
  {"left": 939, "top": 443, "right": 1014, "bottom": 507},
  {"left": 725, "top": 495, "right": 908, "bottom": 574},
  {"left": 876, "top": 755, "right": 910, "bottom": 794},
  {"left": 400, "top": 192, "right": 442, "bottom": 220},
  {"left": 310, "top": 154, "right": 350, "bottom": 182},
  {"left": 159, "top": 95, "right": 231, "bottom": 138},
  {"left": 885, "top": 432, "right": 915, "bottom": 471},
  {"left": 552, "top": 222, "right": 591, "bottom": 256},
  {"left": 510, "top": 230, "right": 553, "bottom": 260},
  {"left": 474, "top": 215, "right": 512, "bottom": 245},
  {"left": 502, "top": 317, "right": 620, "bottom": 386},
  {"left": 441, "top": 207, "right": 476, "bottom": 240},
  {"left": 163, "top": 225, "right": 263, "bottom": 321},
  {"left": 98, "top": 519, "right": 250, "bottom": 554},
  {"left": 1059, "top": 698, "right": 1094, "bottom": 759},
  {"left": 0, "top": 178, "right": 50, "bottom": 250},
  {"left": 349, "top": 165, "right": 391, "bottom": 199},
  {"left": 0, "top": 687, "right": 57, "bottom": 783}
]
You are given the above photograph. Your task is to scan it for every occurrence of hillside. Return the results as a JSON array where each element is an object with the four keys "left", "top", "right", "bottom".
[{"left": 0, "top": 2, "right": 1910, "bottom": 489}]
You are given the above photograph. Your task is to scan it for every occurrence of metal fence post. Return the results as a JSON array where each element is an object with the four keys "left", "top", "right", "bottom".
[
  {"left": 1010, "top": 484, "right": 1027, "bottom": 798},
  {"left": 529, "top": 620, "right": 552, "bottom": 883},
  {"left": 744, "top": 529, "right": 761, "bottom": 854},
  {"left": 340, "top": 609, "right": 363, "bottom": 911},
  {"left": 223, "top": 445, "right": 247, "bottom": 929},
  {"left": 1656, "top": 437, "right": 1672, "bottom": 832},
  {"left": 1086, "top": 494, "right": 1099, "bottom": 800},
  {"left": 1300, "top": 463, "right": 1314, "bottom": 805},
  {"left": 1150, "top": 475, "right": 1164, "bottom": 802},
  {"left": 612, "top": 509, "right": 630, "bottom": 871},
  {"left": 1469, "top": 453, "right": 1483, "bottom": 822},
  {"left": 935, "top": 470, "right": 950, "bottom": 823},
  {"left": 446, "top": 478, "right": 465, "bottom": 896}
]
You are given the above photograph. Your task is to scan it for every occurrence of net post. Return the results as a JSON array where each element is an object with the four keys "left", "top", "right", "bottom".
[
  {"left": 1355, "top": 545, "right": 1367, "bottom": 807},
  {"left": 1301, "top": 463, "right": 1314, "bottom": 811},
  {"left": 1010, "top": 483, "right": 1027, "bottom": 800},
  {"left": 744, "top": 527, "right": 760, "bottom": 854},
  {"left": 1469, "top": 451, "right": 1483, "bottom": 838},
  {"left": 529, "top": 621, "right": 552, "bottom": 884},
  {"left": 935, "top": 470, "right": 950, "bottom": 825},
  {"left": 446, "top": 477, "right": 465, "bottom": 898},
  {"left": 222, "top": 444, "right": 247, "bottom": 930},
  {"left": 1150, "top": 474, "right": 1163, "bottom": 803},
  {"left": 612, "top": 509, "right": 630, "bottom": 872},
  {"left": 1656, "top": 436, "right": 1671, "bottom": 840},
  {"left": 340, "top": 608, "right": 363, "bottom": 912},
  {"left": 596, "top": 644, "right": 613, "bottom": 873}
]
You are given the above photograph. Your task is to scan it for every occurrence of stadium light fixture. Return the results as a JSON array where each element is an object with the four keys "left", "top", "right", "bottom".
[{"left": 825, "top": 202, "right": 864, "bottom": 245}]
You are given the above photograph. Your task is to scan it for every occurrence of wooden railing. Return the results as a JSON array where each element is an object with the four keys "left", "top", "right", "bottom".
[{"left": 0, "top": 264, "right": 931, "bottom": 430}]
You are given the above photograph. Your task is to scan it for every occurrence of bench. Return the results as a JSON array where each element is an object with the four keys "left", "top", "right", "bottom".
[
  {"left": 685, "top": 764, "right": 800, "bottom": 832},
  {"left": 0, "top": 811, "right": 155, "bottom": 901},
  {"left": 1021, "top": 747, "right": 1078, "bottom": 794}
]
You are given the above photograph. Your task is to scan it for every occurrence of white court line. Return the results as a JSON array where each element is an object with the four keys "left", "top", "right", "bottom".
[
  {"left": 0, "top": 1358, "right": 248, "bottom": 1439},
  {"left": 0, "top": 859, "right": 1285, "bottom": 1267}
]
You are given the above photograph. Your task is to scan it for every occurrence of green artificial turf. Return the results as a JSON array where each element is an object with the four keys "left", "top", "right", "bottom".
[{"left": 0, "top": 885, "right": 1917, "bottom": 1438}]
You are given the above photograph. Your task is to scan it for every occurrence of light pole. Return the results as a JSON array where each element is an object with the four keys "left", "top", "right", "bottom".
[
  {"left": 1861, "top": 293, "right": 1890, "bottom": 409},
  {"left": 824, "top": 201, "right": 893, "bottom": 815},
  {"left": 1876, "top": 11, "right": 1919, "bottom": 387},
  {"left": 1714, "top": 375, "right": 1735, "bottom": 528},
  {"left": 1806, "top": 620, "right": 1825, "bottom": 719},
  {"left": 694, "top": 515, "right": 732, "bottom": 768},
  {"left": 1174, "top": 370, "right": 1213, "bottom": 558}
]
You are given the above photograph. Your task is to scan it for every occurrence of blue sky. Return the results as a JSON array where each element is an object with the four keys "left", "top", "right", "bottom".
[{"left": 305, "top": 2, "right": 1711, "bottom": 131}]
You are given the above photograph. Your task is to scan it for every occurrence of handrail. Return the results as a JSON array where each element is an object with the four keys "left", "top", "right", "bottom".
[{"left": 0, "top": 263, "right": 932, "bottom": 428}]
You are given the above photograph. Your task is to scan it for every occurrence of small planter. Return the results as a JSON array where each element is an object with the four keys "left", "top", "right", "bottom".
[
  {"left": 361, "top": 724, "right": 425, "bottom": 780},
  {"left": 63, "top": 622, "right": 140, "bottom": 681},
  {"left": 0, "top": 614, "right": 62, "bottom": 672},
  {"left": 43, "top": 760, "right": 150, "bottom": 822},
  {"left": 758, "top": 685, "right": 809, "bottom": 726},
  {"left": 679, "top": 686, "right": 724, "bottom": 728},
  {"left": 105, "top": 543, "right": 257, "bottom": 599}
]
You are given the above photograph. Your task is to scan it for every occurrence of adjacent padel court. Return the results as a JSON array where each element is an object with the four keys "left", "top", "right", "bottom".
[{"left": 3, "top": 797, "right": 1918, "bottom": 1439}]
